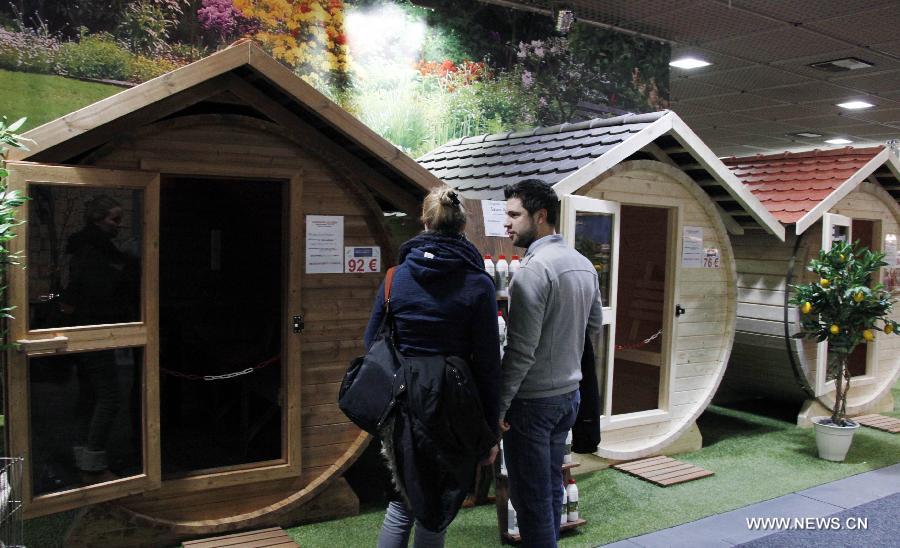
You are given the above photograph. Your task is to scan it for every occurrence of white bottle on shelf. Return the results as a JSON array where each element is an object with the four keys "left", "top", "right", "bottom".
[
  {"left": 495, "top": 255, "right": 509, "bottom": 296},
  {"left": 566, "top": 478, "right": 579, "bottom": 522},
  {"left": 561, "top": 482, "right": 568, "bottom": 525},
  {"left": 507, "top": 499, "right": 518, "bottom": 535},
  {"left": 509, "top": 255, "right": 521, "bottom": 282},
  {"left": 497, "top": 311, "right": 507, "bottom": 357},
  {"left": 484, "top": 254, "right": 495, "bottom": 278},
  {"left": 563, "top": 429, "right": 573, "bottom": 464}
]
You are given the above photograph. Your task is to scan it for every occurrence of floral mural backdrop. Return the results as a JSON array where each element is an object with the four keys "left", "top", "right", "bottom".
[{"left": 1, "top": 0, "right": 669, "bottom": 157}]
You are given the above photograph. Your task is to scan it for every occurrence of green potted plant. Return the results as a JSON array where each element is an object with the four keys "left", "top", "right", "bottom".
[{"left": 790, "top": 240, "right": 900, "bottom": 461}]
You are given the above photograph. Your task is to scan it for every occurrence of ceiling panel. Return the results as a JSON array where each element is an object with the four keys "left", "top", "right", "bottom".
[
  {"left": 669, "top": 77, "right": 730, "bottom": 100},
  {"left": 639, "top": 1, "right": 774, "bottom": 42},
  {"left": 830, "top": 70, "right": 900, "bottom": 95},
  {"left": 806, "top": 5, "right": 900, "bottom": 45},
  {"left": 678, "top": 93, "right": 785, "bottom": 112},
  {"left": 728, "top": 0, "right": 894, "bottom": 25},
  {"left": 762, "top": 82, "right": 867, "bottom": 103},
  {"left": 686, "top": 65, "right": 811, "bottom": 91},
  {"left": 704, "top": 27, "right": 853, "bottom": 64},
  {"left": 733, "top": 103, "right": 822, "bottom": 121}
]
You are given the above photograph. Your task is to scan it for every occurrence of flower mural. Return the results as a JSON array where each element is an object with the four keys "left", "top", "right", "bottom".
[
  {"left": 1, "top": 0, "right": 669, "bottom": 154},
  {"left": 232, "top": 0, "right": 351, "bottom": 90}
]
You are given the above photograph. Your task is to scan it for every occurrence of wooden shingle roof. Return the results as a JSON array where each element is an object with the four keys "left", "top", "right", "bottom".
[{"left": 725, "top": 146, "right": 900, "bottom": 234}]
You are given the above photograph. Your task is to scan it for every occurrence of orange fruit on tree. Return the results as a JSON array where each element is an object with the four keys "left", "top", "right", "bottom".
[
  {"left": 863, "top": 329, "right": 875, "bottom": 342},
  {"left": 853, "top": 291, "right": 865, "bottom": 303},
  {"left": 801, "top": 302, "right": 812, "bottom": 314},
  {"left": 886, "top": 324, "right": 894, "bottom": 334},
  {"left": 829, "top": 324, "right": 840, "bottom": 335},
  {"left": 820, "top": 278, "right": 830, "bottom": 287}
]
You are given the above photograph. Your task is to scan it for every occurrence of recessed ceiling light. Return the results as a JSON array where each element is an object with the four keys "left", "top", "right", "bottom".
[
  {"left": 836, "top": 100, "right": 874, "bottom": 110},
  {"left": 825, "top": 138, "right": 853, "bottom": 145},
  {"left": 790, "top": 132, "right": 824, "bottom": 138},
  {"left": 669, "top": 57, "right": 711, "bottom": 69},
  {"left": 809, "top": 57, "right": 874, "bottom": 72}
]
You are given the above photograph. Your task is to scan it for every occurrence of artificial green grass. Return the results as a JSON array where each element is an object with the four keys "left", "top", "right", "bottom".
[
  {"left": 19, "top": 379, "right": 900, "bottom": 547},
  {"left": 286, "top": 379, "right": 900, "bottom": 547},
  {"left": 0, "top": 69, "right": 122, "bottom": 131}
]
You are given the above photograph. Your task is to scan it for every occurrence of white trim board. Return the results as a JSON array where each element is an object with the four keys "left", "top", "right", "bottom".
[{"left": 553, "top": 111, "right": 785, "bottom": 241}]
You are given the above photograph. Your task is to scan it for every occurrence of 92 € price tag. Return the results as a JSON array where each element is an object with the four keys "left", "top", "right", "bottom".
[{"left": 345, "top": 246, "right": 381, "bottom": 273}]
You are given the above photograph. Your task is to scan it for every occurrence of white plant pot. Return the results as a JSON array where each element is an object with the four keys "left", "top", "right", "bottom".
[{"left": 812, "top": 416, "right": 860, "bottom": 462}]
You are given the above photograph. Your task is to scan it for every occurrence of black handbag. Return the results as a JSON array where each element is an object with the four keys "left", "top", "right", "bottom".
[{"left": 338, "top": 267, "right": 405, "bottom": 435}]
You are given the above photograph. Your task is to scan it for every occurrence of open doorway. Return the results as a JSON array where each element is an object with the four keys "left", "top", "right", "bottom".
[
  {"left": 847, "top": 218, "right": 876, "bottom": 378},
  {"left": 158, "top": 177, "right": 285, "bottom": 478},
  {"left": 611, "top": 205, "right": 670, "bottom": 415}
]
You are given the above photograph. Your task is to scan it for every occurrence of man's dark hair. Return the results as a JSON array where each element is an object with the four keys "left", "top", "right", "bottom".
[{"left": 504, "top": 179, "right": 559, "bottom": 226}]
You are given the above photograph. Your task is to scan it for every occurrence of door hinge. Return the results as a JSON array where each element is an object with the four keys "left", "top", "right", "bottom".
[
  {"left": 675, "top": 304, "right": 686, "bottom": 317},
  {"left": 293, "top": 315, "right": 304, "bottom": 334}
]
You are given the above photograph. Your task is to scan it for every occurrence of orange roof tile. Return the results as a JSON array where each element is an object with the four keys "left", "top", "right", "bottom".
[{"left": 724, "top": 146, "right": 884, "bottom": 224}]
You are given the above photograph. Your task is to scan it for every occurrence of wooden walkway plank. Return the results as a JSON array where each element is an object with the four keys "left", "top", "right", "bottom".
[
  {"left": 612, "top": 456, "right": 714, "bottom": 487},
  {"left": 853, "top": 414, "right": 900, "bottom": 433},
  {"left": 183, "top": 526, "right": 298, "bottom": 548}
]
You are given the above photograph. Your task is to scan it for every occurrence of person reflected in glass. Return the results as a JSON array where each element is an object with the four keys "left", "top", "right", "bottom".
[
  {"left": 365, "top": 186, "right": 501, "bottom": 548},
  {"left": 60, "top": 195, "right": 140, "bottom": 482}
]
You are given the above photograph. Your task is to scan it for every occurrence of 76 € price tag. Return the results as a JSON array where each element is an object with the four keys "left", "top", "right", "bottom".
[{"left": 345, "top": 246, "right": 381, "bottom": 273}]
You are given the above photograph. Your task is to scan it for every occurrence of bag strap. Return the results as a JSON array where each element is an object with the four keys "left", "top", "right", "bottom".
[{"left": 384, "top": 266, "right": 397, "bottom": 305}]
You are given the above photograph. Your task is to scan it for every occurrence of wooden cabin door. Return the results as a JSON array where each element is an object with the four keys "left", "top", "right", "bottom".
[
  {"left": 5, "top": 162, "right": 160, "bottom": 517},
  {"left": 560, "top": 195, "right": 620, "bottom": 419}
]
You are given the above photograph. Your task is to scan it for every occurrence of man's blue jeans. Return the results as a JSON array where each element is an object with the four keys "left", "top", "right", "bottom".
[{"left": 505, "top": 390, "right": 580, "bottom": 547}]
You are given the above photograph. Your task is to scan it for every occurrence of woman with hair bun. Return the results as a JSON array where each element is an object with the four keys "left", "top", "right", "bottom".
[{"left": 365, "top": 186, "right": 501, "bottom": 547}]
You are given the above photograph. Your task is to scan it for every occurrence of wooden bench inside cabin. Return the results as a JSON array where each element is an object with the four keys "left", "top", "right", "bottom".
[{"left": 182, "top": 526, "right": 298, "bottom": 547}]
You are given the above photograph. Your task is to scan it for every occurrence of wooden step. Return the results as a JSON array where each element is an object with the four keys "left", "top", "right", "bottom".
[
  {"left": 182, "top": 526, "right": 298, "bottom": 548},
  {"left": 612, "top": 456, "right": 713, "bottom": 487},
  {"left": 853, "top": 414, "right": 900, "bottom": 433}
]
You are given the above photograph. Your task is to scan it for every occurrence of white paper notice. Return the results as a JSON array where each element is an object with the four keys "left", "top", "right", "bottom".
[
  {"left": 682, "top": 226, "right": 703, "bottom": 268},
  {"left": 482, "top": 200, "right": 508, "bottom": 237},
  {"left": 345, "top": 246, "right": 381, "bottom": 273},
  {"left": 885, "top": 234, "right": 898, "bottom": 267},
  {"left": 306, "top": 215, "right": 344, "bottom": 273}
]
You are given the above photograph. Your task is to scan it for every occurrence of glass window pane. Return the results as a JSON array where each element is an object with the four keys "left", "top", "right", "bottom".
[
  {"left": 28, "top": 185, "right": 143, "bottom": 330},
  {"left": 29, "top": 349, "right": 143, "bottom": 496},
  {"left": 574, "top": 212, "right": 613, "bottom": 305}
]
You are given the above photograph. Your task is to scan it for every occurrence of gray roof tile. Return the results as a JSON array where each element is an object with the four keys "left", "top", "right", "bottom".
[{"left": 417, "top": 111, "right": 669, "bottom": 195}]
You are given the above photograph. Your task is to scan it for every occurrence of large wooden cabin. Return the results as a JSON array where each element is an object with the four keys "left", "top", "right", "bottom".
[{"left": 5, "top": 42, "right": 440, "bottom": 546}]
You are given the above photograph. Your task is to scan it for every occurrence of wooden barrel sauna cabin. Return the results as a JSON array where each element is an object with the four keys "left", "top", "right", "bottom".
[
  {"left": 418, "top": 111, "right": 785, "bottom": 461},
  {"left": 720, "top": 147, "right": 900, "bottom": 425},
  {"left": 4, "top": 42, "right": 441, "bottom": 546}
]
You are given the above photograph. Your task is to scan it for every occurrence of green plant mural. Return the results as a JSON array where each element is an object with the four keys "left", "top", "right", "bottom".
[{"left": 1, "top": 1, "right": 669, "bottom": 155}]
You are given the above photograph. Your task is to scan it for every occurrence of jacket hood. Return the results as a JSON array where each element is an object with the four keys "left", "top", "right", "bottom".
[{"left": 399, "top": 232, "right": 488, "bottom": 283}]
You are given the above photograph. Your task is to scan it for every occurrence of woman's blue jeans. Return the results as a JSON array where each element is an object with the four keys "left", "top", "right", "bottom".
[
  {"left": 504, "top": 390, "right": 580, "bottom": 548},
  {"left": 377, "top": 500, "right": 447, "bottom": 548}
]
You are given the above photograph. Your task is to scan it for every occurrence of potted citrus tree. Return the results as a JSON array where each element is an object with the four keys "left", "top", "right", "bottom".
[{"left": 790, "top": 240, "right": 900, "bottom": 461}]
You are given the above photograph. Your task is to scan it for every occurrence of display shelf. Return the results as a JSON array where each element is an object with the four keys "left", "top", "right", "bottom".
[
  {"left": 501, "top": 519, "right": 587, "bottom": 544},
  {"left": 494, "top": 449, "right": 586, "bottom": 544}
]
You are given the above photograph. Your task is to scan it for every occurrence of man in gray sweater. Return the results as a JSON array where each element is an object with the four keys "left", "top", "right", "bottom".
[{"left": 500, "top": 179, "right": 603, "bottom": 547}]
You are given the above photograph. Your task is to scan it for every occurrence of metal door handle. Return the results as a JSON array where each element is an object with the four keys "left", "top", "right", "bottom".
[{"left": 675, "top": 304, "right": 686, "bottom": 317}]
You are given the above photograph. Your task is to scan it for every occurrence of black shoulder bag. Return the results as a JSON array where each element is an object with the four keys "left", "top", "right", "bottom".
[{"left": 338, "top": 267, "right": 406, "bottom": 435}]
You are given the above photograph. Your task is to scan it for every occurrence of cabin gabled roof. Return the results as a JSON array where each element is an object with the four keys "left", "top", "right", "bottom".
[
  {"left": 10, "top": 41, "right": 441, "bottom": 214},
  {"left": 725, "top": 147, "right": 900, "bottom": 234},
  {"left": 418, "top": 110, "right": 785, "bottom": 240}
]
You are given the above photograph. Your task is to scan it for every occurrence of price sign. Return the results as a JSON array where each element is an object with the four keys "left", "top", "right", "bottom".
[
  {"left": 345, "top": 246, "right": 381, "bottom": 273},
  {"left": 703, "top": 248, "right": 721, "bottom": 269}
]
